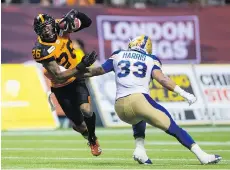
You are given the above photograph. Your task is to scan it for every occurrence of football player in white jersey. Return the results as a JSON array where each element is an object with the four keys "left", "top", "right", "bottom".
[{"left": 83, "top": 35, "right": 222, "bottom": 165}]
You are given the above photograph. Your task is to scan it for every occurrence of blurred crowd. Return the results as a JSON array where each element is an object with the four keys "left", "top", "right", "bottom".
[
  {"left": 1, "top": 0, "right": 102, "bottom": 6},
  {"left": 2, "top": 0, "right": 230, "bottom": 7}
]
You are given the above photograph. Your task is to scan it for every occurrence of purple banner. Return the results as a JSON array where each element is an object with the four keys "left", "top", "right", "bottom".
[
  {"left": 97, "top": 15, "right": 200, "bottom": 63},
  {"left": 2, "top": 5, "right": 230, "bottom": 64}
]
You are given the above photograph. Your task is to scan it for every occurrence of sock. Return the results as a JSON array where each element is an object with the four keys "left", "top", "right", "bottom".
[
  {"left": 135, "top": 137, "right": 145, "bottom": 149},
  {"left": 84, "top": 112, "right": 96, "bottom": 142},
  {"left": 132, "top": 121, "right": 146, "bottom": 139},
  {"left": 165, "top": 121, "right": 195, "bottom": 149},
  {"left": 81, "top": 129, "right": 89, "bottom": 140},
  {"left": 191, "top": 143, "right": 207, "bottom": 157}
]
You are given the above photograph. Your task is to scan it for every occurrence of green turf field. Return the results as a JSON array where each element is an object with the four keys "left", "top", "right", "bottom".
[{"left": 1, "top": 127, "right": 230, "bottom": 170}]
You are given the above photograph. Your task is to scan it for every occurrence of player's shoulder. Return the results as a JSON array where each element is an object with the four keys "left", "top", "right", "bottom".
[
  {"left": 109, "top": 49, "right": 127, "bottom": 60},
  {"left": 145, "top": 53, "right": 162, "bottom": 65},
  {"left": 32, "top": 38, "right": 56, "bottom": 62},
  {"left": 110, "top": 49, "right": 125, "bottom": 56}
]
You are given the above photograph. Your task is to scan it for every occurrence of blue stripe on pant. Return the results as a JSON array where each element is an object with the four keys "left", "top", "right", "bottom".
[{"left": 143, "top": 93, "right": 195, "bottom": 149}]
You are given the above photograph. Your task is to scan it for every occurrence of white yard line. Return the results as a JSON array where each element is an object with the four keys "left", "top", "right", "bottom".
[
  {"left": 2, "top": 156, "right": 229, "bottom": 163},
  {"left": 2, "top": 127, "right": 230, "bottom": 136},
  {"left": 2, "top": 148, "right": 230, "bottom": 152},
  {"left": 2, "top": 169, "right": 230, "bottom": 170},
  {"left": 2, "top": 140, "right": 230, "bottom": 146}
]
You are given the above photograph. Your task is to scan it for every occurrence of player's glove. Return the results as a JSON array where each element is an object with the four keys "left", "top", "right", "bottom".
[
  {"left": 59, "top": 9, "right": 78, "bottom": 32},
  {"left": 174, "top": 85, "right": 197, "bottom": 106},
  {"left": 183, "top": 93, "right": 197, "bottom": 106},
  {"left": 76, "top": 51, "right": 97, "bottom": 71}
]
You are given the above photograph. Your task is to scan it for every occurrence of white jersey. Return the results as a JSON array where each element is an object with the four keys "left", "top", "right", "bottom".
[{"left": 102, "top": 50, "right": 162, "bottom": 99}]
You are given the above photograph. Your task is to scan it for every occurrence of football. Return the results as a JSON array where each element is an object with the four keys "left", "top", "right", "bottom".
[{"left": 59, "top": 18, "right": 81, "bottom": 32}]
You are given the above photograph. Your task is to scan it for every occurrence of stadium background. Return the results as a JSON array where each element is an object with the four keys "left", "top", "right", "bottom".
[{"left": 1, "top": 1, "right": 230, "bottom": 169}]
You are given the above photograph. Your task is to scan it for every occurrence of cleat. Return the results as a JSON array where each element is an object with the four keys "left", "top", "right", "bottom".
[
  {"left": 88, "top": 139, "right": 102, "bottom": 156},
  {"left": 199, "top": 154, "right": 222, "bottom": 165},
  {"left": 133, "top": 147, "right": 152, "bottom": 165},
  {"left": 144, "top": 159, "right": 152, "bottom": 164},
  {"left": 207, "top": 155, "right": 222, "bottom": 164},
  {"left": 134, "top": 156, "right": 152, "bottom": 165}
]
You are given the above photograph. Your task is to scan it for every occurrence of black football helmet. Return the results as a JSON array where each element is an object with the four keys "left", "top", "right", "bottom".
[{"left": 33, "top": 14, "right": 57, "bottom": 42}]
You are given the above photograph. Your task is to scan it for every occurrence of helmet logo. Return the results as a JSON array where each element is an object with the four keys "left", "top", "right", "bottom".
[
  {"left": 128, "top": 35, "right": 152, "bottom": 54},
  {"left": 38, "top": 14, "right": 45, "bottom": 23}
]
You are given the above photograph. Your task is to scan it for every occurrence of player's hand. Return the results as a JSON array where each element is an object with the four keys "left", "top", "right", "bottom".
[
  {"left": 59, "top": 9, "right": 78, "bottom": 31},
  {"left": 76, "top": 51, "right": 97, "bottom": 71},
  {"left": 174, "top": 85, "right": 197, "bottom": 106},
  {"left": 83, "top": 67, "right": 93, "bottom": 78},
  {"left": 82, "top": 51, "right": 97, "bottom": 66},
  {"left": 184, "top": 93, "right": 197, "bottom": 106}
]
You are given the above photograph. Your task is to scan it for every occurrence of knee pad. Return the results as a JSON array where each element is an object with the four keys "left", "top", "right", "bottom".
[
  {"left": 166, "top": 120, "right": 179, "bottom": 136},
  {"left": 80, "top": 104, "right": 92, "bottom": 117},
  {"left": 166, "top": 119, "right": 194, "bottom": 149}
]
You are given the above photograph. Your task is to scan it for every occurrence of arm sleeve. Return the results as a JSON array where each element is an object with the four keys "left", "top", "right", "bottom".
[
  {"left": 101, "top": 59, "right": 114, "bottom": 73},
  {"left": 74, "top": 12, "right": 92, "bottom": 32}
]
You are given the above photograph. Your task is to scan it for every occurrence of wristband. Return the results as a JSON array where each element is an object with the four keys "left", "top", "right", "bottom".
[
  {"left": 174, "top": 85, "right": 185, "bottom": 96},
  {"left": 76, "top": 62, "right": 86, "bottom": 71}
]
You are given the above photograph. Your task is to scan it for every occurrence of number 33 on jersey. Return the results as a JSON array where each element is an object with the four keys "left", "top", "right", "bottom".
[
  {"left": 101, "top": 50, "right": 162, "bottom": 99},
  {"left": 32, "top": 36, "right": 77, "bottom": 69}
]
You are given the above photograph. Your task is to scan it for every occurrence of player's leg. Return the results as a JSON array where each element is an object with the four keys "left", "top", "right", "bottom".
[
  {"left": 79, "top": 102, "right": 96, "bottom": 142},
  {"left": 51, "top": 87, "right": 89, "bottom": 139},
  {"left": 115, "top": 97, "right": 151, "bottom": 164},
  {"left": 80, "top": 103, "right": 102, "bottom": 157},
  {"left": 132, "top": 121, "right": 146, "bottom": 147},
  {"left": 134, "top": 93, "right": 222, "bottom": 165},
  {"left": 70, "top": 120, "right": 88, "bottom": 139},
  {"left": 75, "top": 80, "right": 102, "bottom": 156},
  {"left": 132, "top": 121, "right": 146, "bottom": 151},
  {"left": 132, "top": 121, "right": 152, "bottom": 164},
  {"left": 52, "top": 84, "right": 101, "bottom": 156}
]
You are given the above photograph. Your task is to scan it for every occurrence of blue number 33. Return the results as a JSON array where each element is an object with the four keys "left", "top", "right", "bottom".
[{"left": 117, "top": 60, "right": 147, "bottom": 78}]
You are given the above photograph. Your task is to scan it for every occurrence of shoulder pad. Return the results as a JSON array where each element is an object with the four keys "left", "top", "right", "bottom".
[
  {"left": 151, "top": 55, "right": 162, "bottom": 68},
  {"left": 150, "top": 55, "right": 161, "bottom": 64},
  {"left": 111, "top": 50, "right": 122, "bottom": 56},
  {"left": 32, "top": 42, "right": 55, "bottom": 62}
]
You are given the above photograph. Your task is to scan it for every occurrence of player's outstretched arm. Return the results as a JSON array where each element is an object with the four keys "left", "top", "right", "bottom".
[
  {"left": 42, "top": 60, "right": 81, "bottom": 83},
  {"left": 152, "top": 69, "right": 176, "bottom": 92},
  {"left": 83, "top": 67, "right": 106, "bottom": 78},
  {"left": 83, "top": 56, "right": 115, "bottom": 78},
  {"left": 42, "top": 51, "right": 97, "bottom": 83},
  {"left": 152, "top": 69, "right": 197, "bottom": 105}
]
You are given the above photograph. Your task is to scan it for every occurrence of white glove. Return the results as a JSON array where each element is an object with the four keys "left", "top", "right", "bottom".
[
  {"left": 183, "top": 93, "right": 197, "bottom": 106},
  {"left": 174, "top": 85, "right": 197, "bottom": 106}
]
